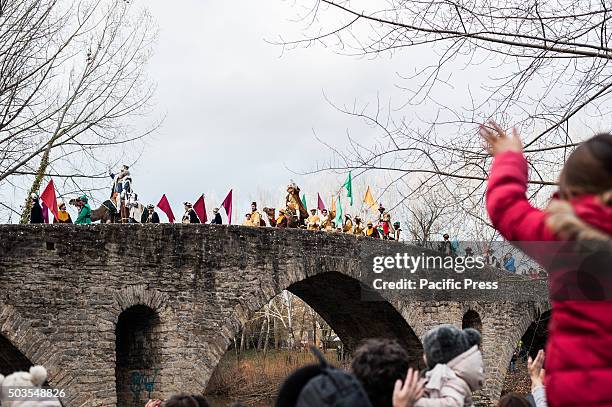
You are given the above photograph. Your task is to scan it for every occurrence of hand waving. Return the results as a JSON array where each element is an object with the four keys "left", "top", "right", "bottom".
[
  {"left": 527, "top": 349, "right": 546, "bottom": 390},
  {"left": 479, "top": 120, "right": 523, "bottom": 156},
  {"left": 393, "top": 368, "right": 425, "bottom": 407}
]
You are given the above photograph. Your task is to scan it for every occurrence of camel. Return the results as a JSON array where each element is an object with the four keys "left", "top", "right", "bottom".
[
  {"left": 69, "top": 199, "right": 118, "bottom": 223},
  {"left": 262, "top": 207, "right": 276, "bottom": 227}
]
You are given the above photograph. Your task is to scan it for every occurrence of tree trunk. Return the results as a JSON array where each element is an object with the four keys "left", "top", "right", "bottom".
[
  {"left": 20, "top": 142, "right": 53, "bottom": 223},
  {"left": 273, "top": 315, "right": 279, "bottom": 349},
  {"left": 263, "top": 306, "right": 271, "bottom": 357}
]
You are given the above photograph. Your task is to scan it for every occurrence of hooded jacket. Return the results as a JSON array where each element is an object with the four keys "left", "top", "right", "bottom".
[
  {"left": 414, "top": 346, "right": 484, "bottom": 407},
  {"left": 486, "top": 151, "right": 612, "bottom": 407}
]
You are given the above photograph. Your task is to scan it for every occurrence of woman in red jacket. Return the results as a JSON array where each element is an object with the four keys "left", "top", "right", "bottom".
[{"left": 480, "top": 121, "right": 612, "bottom": 407}]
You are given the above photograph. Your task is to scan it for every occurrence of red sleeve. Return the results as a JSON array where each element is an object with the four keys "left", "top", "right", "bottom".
[{"left": 485, "top": 151, "right": 555, "bottom": 242}]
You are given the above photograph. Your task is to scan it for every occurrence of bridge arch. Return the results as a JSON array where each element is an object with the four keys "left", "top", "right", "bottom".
[
  {"left": 0, "top": 303, "right": 86, "bottom": 405},
  {"left": 462, "top": 309, "right": 483, "bottom": 332},
  {"left": 202, "top": 270, "right": 424, "bottom": 397}
]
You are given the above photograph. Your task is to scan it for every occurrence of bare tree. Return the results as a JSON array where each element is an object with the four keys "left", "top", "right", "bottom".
[
  {"left": 284, "top": 0, "right": 612, "bottom": 231},
  {"left": 0, "top": 0, "right": 157, "bottom": 222}
]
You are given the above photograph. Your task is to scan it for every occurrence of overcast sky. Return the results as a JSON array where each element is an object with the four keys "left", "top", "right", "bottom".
[{"left": 129, "top": 0, "right": 411, "bottom": 220}]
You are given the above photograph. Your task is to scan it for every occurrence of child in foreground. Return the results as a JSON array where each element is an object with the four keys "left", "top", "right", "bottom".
[
  {"left": 480, "top": 121, "right": 612, "bottom": 407},
  {"left": 393, "top": 325, "right": 484, "bottom": 407}
]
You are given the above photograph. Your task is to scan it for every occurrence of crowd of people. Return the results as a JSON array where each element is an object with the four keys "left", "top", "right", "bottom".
[{"left": 0, "top": 325, "right": 547, "bottom": 407}]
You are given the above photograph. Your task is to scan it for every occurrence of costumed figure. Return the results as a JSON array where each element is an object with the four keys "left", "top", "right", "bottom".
[
  {"left": 307, "top": 208, "right": 321, "bottom": 230},
  {"left": 74, "top": 195, "right": 92, "bottom": 224},
  {"left": 365, "top": 221, "right": 380, "bottom": 238},
  {"left": 250, "top": 202, "right": 263, "bottom": 226},
  {"left": 29, "top": 194, "right": 44, "bottom": 224},
  {"left": 379, "top": 211, "right": 392, "bottom": 239},
  {"left": 142, "top": 204, "right": 160, "bottom": 223},
  {"left": 127, "top": 193, "right": 144, "bottom": 223},
  {"left": 285, "top": 181, "right": 308, "bottom": 227},
  {"left": 392, "top": 221, "right": 401, "bottom": 240},
  {"left": 54, "top": 202, "right": 72, "bottom": 223},
  {"left": 210, "top": 208, "right": 223, "bottom": 224},
  {"left": 276, "top": 208, "right": 288, "bottom": 228},
  {"left": 320, "top": 208, "right": 335, "bottom": 231},
  {"left": 353, "top": 216, "right": 365, "bottom": 236},
  {"left": 342, "top": 214, "right": 353, "bottom": 233},
  {"left": 182, "top": 202, "right": 200, "bottom": 224},
  {"left": 242, "top": 213, "right": 254, "bottom": 226}
]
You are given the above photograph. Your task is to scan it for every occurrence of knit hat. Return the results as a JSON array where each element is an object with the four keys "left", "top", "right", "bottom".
[
  {"left": 79, "top": 195, "right": 88, "bottom": 203},
  {"left": 422, "top": 324, "right": 481, "bottom": 369},
  {"left": 276, "top": 348, "right": 373, "bottom": 407},
  {"left": 0, "top": 366, "right": 61, "bottom": 406}
]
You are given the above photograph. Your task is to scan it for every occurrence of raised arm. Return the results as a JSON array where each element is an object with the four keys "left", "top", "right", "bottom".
[{"left": 481, "top": 122, "right": 555, "bottom": 242}]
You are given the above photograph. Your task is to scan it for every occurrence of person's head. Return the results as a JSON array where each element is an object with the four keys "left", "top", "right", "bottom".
[
  {"left": 279, "top": 208, "right": 285, "bottom": 215},
  {"left": 184, "top": 202, "right": 192, "bottom": 210},
  {"left": 245, "top": 213, "right": 251, "bottom": 219},
  {"left": 378, "top": 204, "right": 385, "bottom": 214},
  {"left": 213, "top": 208, "right": 219, "bottom": 214},
  {"left": 322, "top": 209, "right": 328, "bottom": 216},
  {"left": 251, "top": 202, "right": 257, "bottom": 211},
  {"left": 443, "top": 233, "right": 449, "bottom": 240},
  {"left": 559, "top": 133, "right": 612, "bottom": 200},
  {"left": 422, "top": 324, "right": 481, "bottom": 369},
  {"left": 165, "top": 394, "right": 208, "bottom": 407},
  {"left": 311, "top": 208, "right": 317, "bottom": 215},
  {"left": 345, "top": 214, "right": 351, "bottom": 220},
  {"left": 496, "top": 393, "right": 531, "bottom": 407},
  {"left": 147, "top": 204, "right": 154, "bottom": 212},
  {"left": 59, "top": 202, "right": 66, "bottom": 211},
  {"left": 122, "top": 164, "right": 129, "bottom": 171},
  {"left": 331, "top": 221, "right": 336, "bottom": 228},
  {"left": 350, "top": 338, "right": 410, "bottom": 407},
  {"left": 367, "top": 221, "right": 373, "bottom": 229}
]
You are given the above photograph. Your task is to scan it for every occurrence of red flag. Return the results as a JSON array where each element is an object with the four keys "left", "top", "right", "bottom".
[
  {"left": 194, "top": 194, "right": 207, "bottom": 223},
  {"left": 317, "top": 193, "right": 326, "bottom": 212},
  {"left": 157, "top": 194, "right": 175, "bottom": 223},
  {"left": 40, "top": 180, "right": 59, "bottom": 219},
  {"left": 221, "top": 189, "right": 233, "bottom": 224}
]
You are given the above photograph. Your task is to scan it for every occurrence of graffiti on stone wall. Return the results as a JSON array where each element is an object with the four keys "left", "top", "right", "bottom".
[{"left": 129, "top": 368, "right": 159, "bottom": 401}]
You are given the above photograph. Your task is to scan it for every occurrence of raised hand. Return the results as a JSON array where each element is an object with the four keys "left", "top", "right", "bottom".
[
  {"left": 527, "top": 349, "right": 546, "bottom": 390},
  {"left": 393, "top": 367, "right": 425, "bottom": 407},
  {"left": 145, "top": 400, "right": 162, "bottom": 407},
  {"left": 479, "top": 120, "right": 523, "bottom": 156}
]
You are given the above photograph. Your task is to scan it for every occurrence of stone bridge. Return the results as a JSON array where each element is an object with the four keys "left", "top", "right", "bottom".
[{"left": 0, "top": 225, "right": 549, "bottom": 406}]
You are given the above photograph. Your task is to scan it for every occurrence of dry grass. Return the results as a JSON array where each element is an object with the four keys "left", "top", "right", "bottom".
[{"left": 205, "top": 349, "right": 345, "bottom": 406}]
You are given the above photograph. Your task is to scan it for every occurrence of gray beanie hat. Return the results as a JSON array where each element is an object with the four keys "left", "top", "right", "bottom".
[{"left": 422, "top": 324, "right": 481, "bottom": 369}]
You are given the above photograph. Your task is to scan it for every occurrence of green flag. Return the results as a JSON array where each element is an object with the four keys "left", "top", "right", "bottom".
[
  {"left": 343, "top": 171, "right": 353, "bottom": 205},
  {"left": 334, "top": 196, "right": 343, "bottom": 226},
  {"left": 301, "top": 194, "right": 307, "bottom": 210}
]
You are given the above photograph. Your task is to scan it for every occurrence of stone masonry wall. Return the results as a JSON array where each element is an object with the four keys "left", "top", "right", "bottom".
[{"left": 0, "top": 224, "right": 549, "bottom": 406}]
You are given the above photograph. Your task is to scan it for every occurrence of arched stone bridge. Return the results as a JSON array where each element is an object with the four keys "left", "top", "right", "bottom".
[{"left": 0, "top": 225, "right": 549, "bottom": 406}]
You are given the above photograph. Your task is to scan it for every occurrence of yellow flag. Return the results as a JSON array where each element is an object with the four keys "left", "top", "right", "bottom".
[{"left": 364, "top": 186, "right": 377, "bottom": 211}]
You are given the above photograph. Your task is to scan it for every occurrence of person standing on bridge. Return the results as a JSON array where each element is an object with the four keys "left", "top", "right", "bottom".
[
  {"left": 250, "top": 202, "right": 262, "bottom": 226},
  {"left": 481, "top": 120, "right": 612, "bottom": 407},
  {"left": 142, "top": 204, "right": 160, "bottom": 223},
  {"left": 210, "top": 207, "right": 222, "bottom": 224},
  {"left": 54, "top": 202, "right": 72, "bottom": 223},
  {"left": 74, "top": 195, "right": 92, "bottom": 224},
  {"left": 182, "top": 202, "right": 200, "bottom": 224}
]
